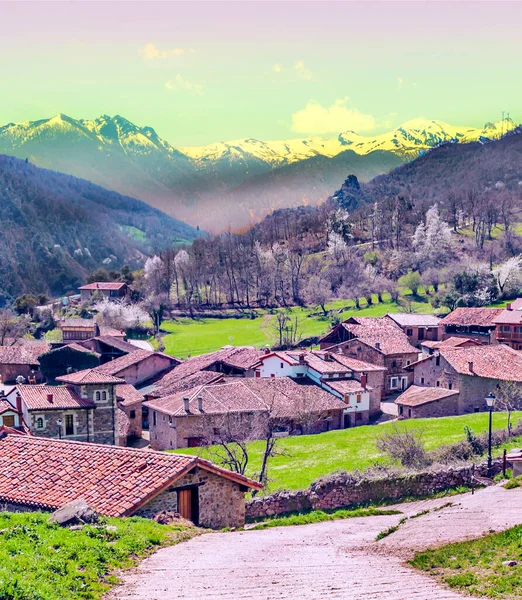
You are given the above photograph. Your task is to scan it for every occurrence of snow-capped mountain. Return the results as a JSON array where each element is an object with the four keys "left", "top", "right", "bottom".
[{"left": 0, "top": 113, "right": 517, "bottom": 230}]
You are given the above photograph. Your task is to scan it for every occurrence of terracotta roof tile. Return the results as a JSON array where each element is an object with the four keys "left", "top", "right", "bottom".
[
  {"left": 387, "top": 313, "right": 441, "bottom": 327},
  {"left": 55, "top": 369, "right": 125, "bottom": 385},
  {"left": 440, "top": 307, "right": 504, "bottom": 326},
  {"left": 0, "top": 435, "right": 261, "bottom": 515},
  {"left": 0, "top": 345, "right": 49, "bottom": 366},
  {"left": 78, "top": 282, "right": 127, "bottom": 291},
  {"left": 440, "top": 345, "right": 522, "bottom": 382},
  {"left": 59, "top": 318, "right": 96, "bottom": 328},
  {"left": 91, "top": 336, "right": 138, "bottom": 353},
  {"left": 0, "top": 400, "right": 17, "bottom": 415},
  {"left": 16, "top": 384, "right": 95, "bottom": 410},
  {"left": 96, "top": 350, "right": 178, "bottom": 376},
  {"left": 395, "top": 385, "right": 459, "bottom": 407},
  {"left": 421, "top": 337, "right": 480, "bottom": 349},
  {"left": 321, "top": 379, "right": 370, "bottom": 395},
  {"left": 116, "top": 384, "right": 144, "bottom": 407}
]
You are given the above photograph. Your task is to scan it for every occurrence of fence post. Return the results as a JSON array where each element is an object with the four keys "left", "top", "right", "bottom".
[{"left": 503, "top": 448, "right": 507, "bottom": 478}]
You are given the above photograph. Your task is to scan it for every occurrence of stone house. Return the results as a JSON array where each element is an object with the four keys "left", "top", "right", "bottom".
[
  {"left": 0, "top": 343, "right": 50, "bottom": 384},
  {"left": 59, "top": 318, "right": 99, "bottom": 342},
  {"left": 319, "top": 317, "right": 419, "bottom": 396},
  {"left": 145, "top": 377, "right": 348, "bottom": 450},
  {"left": 6, "top": 369, "right": 125, "bottom": 445},
  {"left": 252, "top": 349, "right": 385, "bottom": 420},
  {"left": 81, "top": 335, "right": 138, "bottom": 363},
  {"left": 395, "top": 385, "right": 460, "bottom": 419},
  {"left": 95, "top": 349, "right": 180, "bottom": 386},
  {"left": 492, "top": 299, "right": 522, "bottom": 350},
  {"left": 37, "top": 343, "right": 101, "bottom": 382},
  {"left": 78, "top": 282, "right": 129, "bottom": 303},
  {"left": 407, "top": 344, "right": 522, "bottom": 414},
  {"left": 0, "top": 434, "right": 262, "bottom": 528},
  {"left": 386, "top": 313, "right": 441, "bottom": 347},
  {"left": 440, "top": 307, "right": 503, "bottom": 344}
]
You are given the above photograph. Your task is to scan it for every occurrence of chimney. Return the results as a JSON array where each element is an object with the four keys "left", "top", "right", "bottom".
[
  {"left": 507, "top": 303, "right": 513, "bottom": 311},
  {"left": 183, "top": 396, "right": 190, "bottom": 413},
  {"left": 360, "top": 374, "right": 368, "bottom": 389},
  {"left": 375, "top": 342, "right": 381, "bottom": 351},
  {"left": 298, "top": 353, "right": 306, "bottom": 365},
  {"left": 47, "top": 393, "right": 54, "bottom": 404},
  {"left": 468, "top": 361, "right": 474, "bottom": 374},
  {"left": 264, "top": 347, "right": 271, "bottom": 355},
  {"left": 197, "top": 395, "right": 203, "bottom": 411},
  {"left": 15, "top": 393, "right": 22, "bottom": 414},
  {"left": 324, "top": 352, "right": 332, "bottom": 362}
]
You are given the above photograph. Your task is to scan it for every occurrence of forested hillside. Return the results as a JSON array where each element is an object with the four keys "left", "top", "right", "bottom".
[{"left": 0, "top": 155, "right": 199, "bottom": 300}]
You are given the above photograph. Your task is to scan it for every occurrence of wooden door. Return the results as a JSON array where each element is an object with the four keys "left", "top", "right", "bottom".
[{"left": 178, "top": 489, "right": 192, "bottom": 521}]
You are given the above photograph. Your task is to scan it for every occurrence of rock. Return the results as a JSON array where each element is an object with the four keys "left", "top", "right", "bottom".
[
  {"left": 49, "top": 499, "right": 98, "bottom": 526},
  {"left": 502, "top": 560, "right": 518, "bottom": 567}
]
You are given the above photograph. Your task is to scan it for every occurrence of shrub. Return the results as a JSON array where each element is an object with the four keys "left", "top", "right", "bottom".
[{"left": 376, "top": 424, "right": 431, "bottom": 468}]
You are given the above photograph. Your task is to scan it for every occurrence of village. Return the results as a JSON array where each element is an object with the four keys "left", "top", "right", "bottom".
[{"left": 1, "top": 278, "right": 522, "bottom": 534}]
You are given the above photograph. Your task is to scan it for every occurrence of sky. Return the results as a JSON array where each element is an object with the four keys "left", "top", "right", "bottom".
[{"left": 0, "top": 1, "right": 521, "bottom": 146}]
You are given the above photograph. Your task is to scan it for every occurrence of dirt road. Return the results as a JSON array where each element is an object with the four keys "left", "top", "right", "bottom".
[{"left": 108, "top": 485, "right": 522, "bottom": 600}]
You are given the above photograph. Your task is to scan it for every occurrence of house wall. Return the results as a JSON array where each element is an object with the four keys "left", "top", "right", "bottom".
[
  {"left": 337, "top": 340, "right": 417, "bottom": 397},
  {"left": 397, "top": 393, "right": 460, "bottom": 419},
  {"left": 114, "top": 355, "right": 174, "bottom": 386},
  {"left": 441, "top": 326, "right": 496, "bottom": 345},
  {"left": 0, "top": 409, "right": 21, "bottom": 428},
  {"left": 117, "top": 402, "right": 142, "bottom": 445},
  {"left": 28, "top": 408, "right": 90, "bottom": 441},
  {"left": 149, "top": 409, "right": 270, "bottom": 450},
  {"left": 457, "top": 375, "right": 500, "bottom": 414},
  {"left": 134, "top": 468, "right": 247, "bottom": 529},
  {"left": 402, "top": 325, "right": 440, "bottom": 346},
  {"left": 255, "top": 355, "right": 307, "bottom": 378},
  {"left": 0, "top": 364, "right": 42, "bottom": 384}
]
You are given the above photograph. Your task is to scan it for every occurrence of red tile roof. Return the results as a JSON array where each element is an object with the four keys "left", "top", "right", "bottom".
[
  {"left": 0, "top": 399, "right": 17, "bottom": 415},
  {"left": 146, "top": 377, "right": 346, "bottom": 419},
  {"left": 395, "top": 385, "right": 459, "bottom": 407},
  {"left": 55, "top": 369, "right": 125, "bottom": 385},
  {"left": 96, "top": 349, "right": 178, "bottom": 376},
  {"left": 322, "top": 317, "right": 419, "bottom": 356},
  {"left": 421, "top": 337, "right": 480, "bottom": 349},
  {"left": 62, "top": 343, "right": 101, "bottom": 357},
  {"left": 91, "top": 336, "right": 138, "bottom": 353},
  {"left": 99, "top": 326, "right": 126, "bottom": 338},
  {"left": 116, "top": 384, "right": 144, "bottom": 407},
  {"left": 59, "top": 318, "right": 96, "bottom": 329},
  {"left": 440, "top": 307, "right": 504, "bottom": 326},
  {"left": 0, "top": 435, "right": 261, "bottom": 516},
  {"left": 149, "top": 370, "right": 223, "bottom": 398},
  {"left": 440, "top": 345, "right": 522, "bottom": 382},
  {"left": 493, "top": 301, "right": 522, "bottom": 325},
  {"left": 0, "top": 345, "right": 49, "bottom": 366},
  {"left": 284, "top": 350, "right": 385, "bottom": 374},
  {"left": 386, "top": 313, "right": 441, "bottom": 327},
  {"left": 16, "top": 384, "right": 95, "bottom": 410},
  {"left": 321, "top": 379, "right": 370, "bottom": 395},
  {"left": 79, "top": 282, "right": 127, "bottom": 291}
]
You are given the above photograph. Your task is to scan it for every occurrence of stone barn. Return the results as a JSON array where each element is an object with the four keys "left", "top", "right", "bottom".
[{"left": 0, "top": 434, "right": 262, "bottom": 529}]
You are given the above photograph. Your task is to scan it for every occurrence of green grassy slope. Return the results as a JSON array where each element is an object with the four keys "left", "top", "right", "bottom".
[{"left": 177, "top": 412, "right": 522, "bottom": 493}]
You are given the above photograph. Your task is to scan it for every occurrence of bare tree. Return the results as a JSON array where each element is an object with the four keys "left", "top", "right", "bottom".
[
  {"left": 495, "top": 381, "right": 522, "bottom": 435},
  {"left": 0, "top": 310, "right": 30, "bottom": 345}
]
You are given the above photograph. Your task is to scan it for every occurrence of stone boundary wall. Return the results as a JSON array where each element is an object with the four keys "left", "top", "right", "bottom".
[{"left": 246, "top": 459, "right": 503, "bottom": 520}]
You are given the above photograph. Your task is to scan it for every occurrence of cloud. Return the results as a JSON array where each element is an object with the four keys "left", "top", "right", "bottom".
[
  {"left": 397, "top": 75, "right": 418, "bottom": 89},
  {"left": 295, "top": 60, "right": 312, "bottom": 80},
  {"left": 272, "top": 64, "right": 282, "bottom": 73},
  {"left": 291, "top": 98, "right": 377, "bottom": 134},
  {"left": 396, "top": 76, "right": 404, "bottom": 88},
  {"left": 165, "top": 74, "right": 204, "bottom": 95},
  {"left": 142, "top": 43, "right": 195, "bottom": 60}
]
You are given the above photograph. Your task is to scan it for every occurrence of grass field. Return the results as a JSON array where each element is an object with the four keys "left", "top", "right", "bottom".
[
  {"left": 411, "top": 524, "right": 522, "bottom": 598},
  {"left": 159, "top": 292, "right": 437, "bottom": 358},
  {"left": 0, "top": 512, "right": 196, "bottom": 600},
  {"left": 176, "top": 412, "right": 522, "bottom": 493}
]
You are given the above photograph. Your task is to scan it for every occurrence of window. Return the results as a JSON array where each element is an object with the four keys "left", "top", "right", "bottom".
[
  {"left": 255, "top": 371, "right": 260, "bottom": 378},
  {"left": 95, "top": 391, "right": 101, "bottom": 402},
  {"left": 270, "top": 374, "right": 275, "bottom": 378},
  {"left": 399, "top": 405, "right": 403, "bottom": 415},
  {"left": 280, "top": 362, "right": 284, "bottom": 369},
  {"left": 449, "top": 383, "right": 453, "bottom": 390},
  {"left": 153, "top": 411, "right": 157, "bottom": 426},
  {"left": 356, "top": 412, "right": 362, "bottom": 422},
  {"left": 421, "top": 377, "right": 425, "bottom": 384},
  {"left": 406, "top": 329, "right": 413, "bottom": 336},
  {"left": 65, "top": 414, "right": 74, "bottom": 436},
  {"left": 129, "top": 410, "right": 136, "bottom": 419},
  {"left": 101, "top": 391, "right": 107, "bottom": 401},
  {"left": 435, "top": 356, "right": 440, "bottom": 366},
  {"left": 36, "top": 417, "right": 44, "bottom": 429},
  {"left": 213, "top": 427, "right": 220, "bottom": 435},
  {"left": 408, "top": 409, "right": 412, "bottom": 417},
  {"left": 406, "top": 361, "right": 410, "bottom": 366},
  {"left": 390, "top": 377, "right": 399, "bottom": 389},
  {"left": 436, "top": 381, "right": 440, "bottom": 387},
  {"left": 2, "top": 415, "right": 15, "bottom": 427},
  {"left": 296, "top": 373, "right": 304, "bottom": 378},
  {"left": 391, "top": 360, "right": 397, "bottom": 368},
  {"left": 356, "top": 394, "right": 361, "bottom": 404}
]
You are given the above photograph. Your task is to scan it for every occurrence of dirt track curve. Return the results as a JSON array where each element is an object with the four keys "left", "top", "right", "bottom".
[{"left": 108, "top": 485, "right": 522, "bottom": 600}]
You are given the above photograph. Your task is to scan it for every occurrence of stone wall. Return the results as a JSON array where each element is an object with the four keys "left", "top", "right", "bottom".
[
  {"left": 135, "top": 467, "right": 247, "bottom": 529},
  {"left": 246, "top": 459, "right": 503, "bottom": 520},
  {"left": 29, "top": 408, "right": 90, "bottom": 441},
  {"left": 398, "top": 392, "right": 460, "bottom": 419}
]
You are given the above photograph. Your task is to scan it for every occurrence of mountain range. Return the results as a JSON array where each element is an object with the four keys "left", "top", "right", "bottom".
[
  {"left": 0, "top": 154, "right": 199, "bottom": 300},
  {"left": 0, "top": 114, "right": 517, "bottom": 231}
]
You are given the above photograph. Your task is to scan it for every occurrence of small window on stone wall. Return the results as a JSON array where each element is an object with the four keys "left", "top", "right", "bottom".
[
  {"left": 101, "top": 391, "right": 107, "bottom": 401},
  {"left": 129, "top": 410, "right": 136, "bottom": 419},
  {"left": 36, "top": 417, "right": 44, "bottom": 429}
]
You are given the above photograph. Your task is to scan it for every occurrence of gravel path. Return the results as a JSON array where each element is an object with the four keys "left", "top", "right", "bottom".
[{"left": 108, "top": 485, "right": 522, "bottom": 600}]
